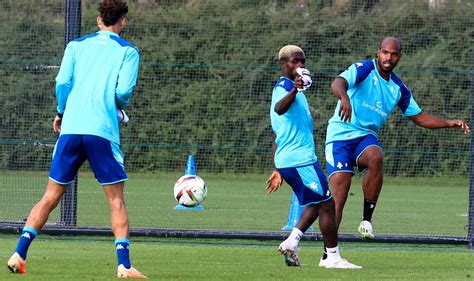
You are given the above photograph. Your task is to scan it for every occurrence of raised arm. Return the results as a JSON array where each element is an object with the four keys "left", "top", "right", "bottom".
[
  {"left": 331, "top": 77, "right": 352, "bottom": 123},
  {"left": 274, "top": 76, "right": 304, "bottom": 115},
  {"left": 409, "top": 111, "right": 470, "bottom": 134}
]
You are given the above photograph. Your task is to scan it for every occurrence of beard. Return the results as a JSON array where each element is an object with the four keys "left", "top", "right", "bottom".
[{"left": 377, "top": 58, "right": 396, "bottom": 72}]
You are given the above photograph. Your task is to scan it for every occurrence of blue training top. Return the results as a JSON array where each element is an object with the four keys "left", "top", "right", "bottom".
[
  {"left": 55, "top": 30, "right": 140, "bottom": 144},
  {"left": 270, "top": 77, "right": 317, "bottom": 169},
  {"left": 326, "top": 59, "right": 422, "bottom": 144}
]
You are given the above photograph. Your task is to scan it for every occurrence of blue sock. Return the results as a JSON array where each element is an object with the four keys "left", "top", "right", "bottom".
[
  {"left": 115, "top": 238, "right": 131, "bottom": 269},
  {"left": 15, "top": 226, "right": 39, "bottom": 260}
]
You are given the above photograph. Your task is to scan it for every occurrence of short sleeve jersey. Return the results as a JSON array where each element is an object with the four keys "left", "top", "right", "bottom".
[
  {"left": 326, "top": 59, "right": 422, "bottom": 144},
  {"left": 270, "top": 77, "right": 317, "bottom": 169},
  {"left": 55, "top": 30, "right": 140, "bottom": 144}
]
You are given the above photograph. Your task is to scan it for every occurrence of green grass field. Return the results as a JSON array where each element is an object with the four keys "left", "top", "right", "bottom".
[
  {"left": 0, "top": 171, "right": 472, "bottom": 280},
  {"left": 0, "top": 171, "right": 469, "bottom": 236},
  {"left": 0, "top": 234, "right": 472, "bottom": 280}
]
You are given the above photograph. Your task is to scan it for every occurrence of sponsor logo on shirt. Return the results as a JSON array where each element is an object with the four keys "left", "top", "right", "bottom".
[{"left": 362, "top": 101, "right": 388, "bottom": 117}]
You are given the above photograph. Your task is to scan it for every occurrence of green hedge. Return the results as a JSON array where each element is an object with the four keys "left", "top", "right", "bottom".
[{"left": 1, "top": 0, "right": 472, "bottom": 175}]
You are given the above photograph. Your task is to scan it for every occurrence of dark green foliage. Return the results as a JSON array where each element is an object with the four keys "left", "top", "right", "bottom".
[{"left": 1, "top": 0, "right": 472, "bottom": 175}]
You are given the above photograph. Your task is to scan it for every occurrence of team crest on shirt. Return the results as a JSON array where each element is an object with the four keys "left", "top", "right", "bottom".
[{"left": 372, "top": 76, "right": 378, "bottom": 85}]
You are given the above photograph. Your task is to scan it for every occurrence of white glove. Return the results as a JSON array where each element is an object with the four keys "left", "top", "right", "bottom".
[
  {"left": 296, "top": 67, "right": 312, "bottom": 91},
  {"left": 117, "top": 109, "right": 129, "bottom": 124}
]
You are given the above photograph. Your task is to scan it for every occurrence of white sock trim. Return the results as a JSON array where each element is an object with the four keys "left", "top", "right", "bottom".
[
  {"left": 287, "top": 227, "right": 304, "bottom": 248},
  {"left": 326, "top": 246, "right": 341, "bottom": 260}
]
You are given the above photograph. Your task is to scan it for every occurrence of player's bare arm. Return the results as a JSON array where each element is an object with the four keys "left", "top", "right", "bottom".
[
  {"left": 274, "top": 76, "right": 304, "bottom": 115},
  {"left": 331, "top": 77, "right": 352, "bottom": 123},
  {"left": 409, "top": 111, "right": 470, "bottom": 134}
]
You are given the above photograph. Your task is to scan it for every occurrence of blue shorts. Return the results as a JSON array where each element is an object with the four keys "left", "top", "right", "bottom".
[
  {"left": 278, "top": 163, "right": 332, "bottom": 206},
  {"left": 49, "top": 135, "right": 128, "bottom": 185},
  {"left": 325, "top": 134, "right": 382, "bottom": 178}
]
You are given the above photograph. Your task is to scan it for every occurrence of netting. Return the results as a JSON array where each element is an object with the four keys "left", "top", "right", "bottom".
[{"left": 0, "top": 0, "right": 472, "bottom": 242}]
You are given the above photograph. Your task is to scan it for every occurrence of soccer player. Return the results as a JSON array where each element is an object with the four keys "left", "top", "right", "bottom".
[
  {"left": 7, "top": 0, "right": 146, "bottom": 278},
  {"left": 266, "top": 45, "right": 361, "bottom": 269},
  {"left": 326, "top": 36, "right": 470, "bottom": 239}
]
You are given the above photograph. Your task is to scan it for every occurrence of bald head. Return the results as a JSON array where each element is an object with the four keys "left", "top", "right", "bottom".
[
  {"left": 376, "top": 37, "right": 403, "bottom": 78},
  {"left": 279, "top": 45, "right": 304, "bottom": 61},
  {"left": 379, "top": 37, "right": 402, "bottom": 53}
]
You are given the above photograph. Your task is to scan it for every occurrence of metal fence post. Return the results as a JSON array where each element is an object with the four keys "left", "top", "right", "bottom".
[
  {"left": 469, "top": 50, "right": 474, "bottom": 249},
  {"left": 59, "top": 0, "right": 81, "bottom": 227}
]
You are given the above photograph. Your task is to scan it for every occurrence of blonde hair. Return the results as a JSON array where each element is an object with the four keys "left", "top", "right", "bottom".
[{"left": 278, "top": 45, "right": 304, "bottom": 60}]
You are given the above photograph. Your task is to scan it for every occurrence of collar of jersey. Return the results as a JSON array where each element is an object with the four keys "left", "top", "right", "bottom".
[
  {"left": 97, "top": 30, "right": 120, "bottom": 37},
  {"left": 279, "top": 76, "right": 294, "bottom": 82}
]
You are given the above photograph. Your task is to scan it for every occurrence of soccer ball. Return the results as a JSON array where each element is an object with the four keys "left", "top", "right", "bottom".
[{"left": 173, "top": 175, "right": 207, "bottom": 207}]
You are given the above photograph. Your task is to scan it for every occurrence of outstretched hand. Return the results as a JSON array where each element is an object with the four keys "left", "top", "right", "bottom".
[
  {"left": 265, "top": 170, "right": 283, "bottom": 193},
  {"left": 448, "top": 119, "right": 470, "bottom": 134}
]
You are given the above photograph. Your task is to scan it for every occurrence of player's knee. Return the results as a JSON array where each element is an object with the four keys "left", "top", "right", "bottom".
[
  {"left": 319, "top": 199, "right": 335, "bottom": 213},
  {"left": 367, "top": 153, "right": 383, "bottom": 168},
  {"left": 329, "top": 173, "right": 351, "bottom": 189},
  {"left": 41, "top": 192, "right": 63, "bottom": 209},
  {"left": 109, "top": 198, "right": 127, "bottom": 210}
]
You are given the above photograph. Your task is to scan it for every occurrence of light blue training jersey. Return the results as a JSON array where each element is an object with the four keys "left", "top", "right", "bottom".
[
  {"left": 326, "top": 59, "right": 422, "bottom": 144},
  {"left": 270, "top": 77, "right": 317, "bottom": 169},
  {"left": 55, "top": 30, "right": 140, "bottom": 144}
]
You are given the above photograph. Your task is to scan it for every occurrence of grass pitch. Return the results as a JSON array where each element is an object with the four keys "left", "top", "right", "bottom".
[
  {"left": 0, "top": 172, "right": 471, "bottom": 280},
  {"left": 1, "top": 234, "right": 473, "bottom": 280},
  {"left": 0, "top": 171, "right": 469, "bottom": 236}
]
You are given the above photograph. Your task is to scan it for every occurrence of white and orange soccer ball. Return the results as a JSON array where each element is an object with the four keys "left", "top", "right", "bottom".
[{"left": 173, "top": 175, "right": 207, "bottom": 207}]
